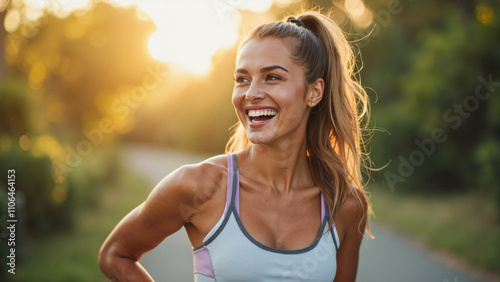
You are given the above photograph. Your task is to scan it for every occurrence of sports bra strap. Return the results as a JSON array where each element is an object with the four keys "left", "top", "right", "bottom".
[
  {"left": 224, "top": 154, "right": 240, "bottom": 215},
  {"left": 320, "top": 193, "right": 326, "bottom": 223}
]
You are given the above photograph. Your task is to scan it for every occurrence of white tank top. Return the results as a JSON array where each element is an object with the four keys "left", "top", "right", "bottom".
[{"left": 192, "top": 154, "right": 339, "bottom": 281}]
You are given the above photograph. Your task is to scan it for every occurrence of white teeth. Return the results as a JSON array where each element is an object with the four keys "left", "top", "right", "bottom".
[
  {"left": 251, "top": 119, "right": 264, "bottom": 124},
  {"left": 248, "top": 109, "right": 277, "bottom": 117}
]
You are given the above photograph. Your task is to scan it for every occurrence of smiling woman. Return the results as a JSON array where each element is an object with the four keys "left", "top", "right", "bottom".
[{"left": 99, "top": 8, "right": 373, "bottom": 282}]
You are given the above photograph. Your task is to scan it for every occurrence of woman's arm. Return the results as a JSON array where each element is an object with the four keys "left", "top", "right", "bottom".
[
  {"left": 98, "top": 163, "right": 217, "bottom": 281},
  {"left": 333, "top": 192, "right": 368, "bottom": 282},
  {"left": 98, "top": 203, "right": 166, "bottom": 281}
]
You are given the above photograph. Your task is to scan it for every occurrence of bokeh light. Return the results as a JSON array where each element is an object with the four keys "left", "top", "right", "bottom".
[
  {"left": 475, "top": 4, "right": 494, "bottom": 26},
  {"left": 344, "top": 0, "right": 372, "bottom": 28},
  {"left": 19, "top": 134, "right": 31, "bottom": 151}
]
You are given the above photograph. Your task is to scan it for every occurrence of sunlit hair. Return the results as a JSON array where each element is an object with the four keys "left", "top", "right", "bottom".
[{"left": 225, "top": 10, "right": 373, "bottom": 235}]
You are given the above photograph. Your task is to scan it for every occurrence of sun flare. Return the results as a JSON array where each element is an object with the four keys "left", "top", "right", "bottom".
[
  {"left": 19, "top": 0, "right": 292, "bottom": 75},
  {"left": 115, "top": 0, "right": 275, "bottom": 75}
]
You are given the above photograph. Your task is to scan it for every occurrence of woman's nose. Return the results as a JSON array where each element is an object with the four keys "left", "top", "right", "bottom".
[{"left": 245, "top": 81, "right": 265, "bottom": 102}]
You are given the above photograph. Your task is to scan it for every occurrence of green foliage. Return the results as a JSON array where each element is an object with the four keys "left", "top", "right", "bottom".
[
  {"left": 12, "top": 157, "right": 150, "bottom": 282},
  {"left": 0, "top": 76, "right": 71, "bottom": 236},
  {"left": 366, "top": 2, "right": 500, "bottom": 201},
  {"left": 0, "top": 72, "right": 124, "bottom": 250},
  {"left": 66, "top": 143, "right": 122, "bottom": 210},
  {"left": 0, "top": 77, "right": 31, "bottom": 136},
  {"left": 475, "top": 138, "right": 500, "bottom": 218},
  {"left": 7, "top": 2, "right": 157, "bottom": 140},
  {"left": 0, "top": 144, "right": 70, "bottom": 234}
]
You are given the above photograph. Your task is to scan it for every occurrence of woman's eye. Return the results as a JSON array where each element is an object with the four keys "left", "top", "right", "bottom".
[
  {"left": 266, "top": 74, "right": 282, "bottom": 81},
  {"left": 234, "top": 76, "right": 249, "bottom": 84}
]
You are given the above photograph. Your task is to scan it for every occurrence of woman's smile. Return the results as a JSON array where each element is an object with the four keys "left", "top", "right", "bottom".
[{"left": 246, "top": 107, "right": 278, "bottom": 127}]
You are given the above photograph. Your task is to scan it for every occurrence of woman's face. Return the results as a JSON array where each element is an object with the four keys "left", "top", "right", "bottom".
[{"left": 233, "top": 37, "right": 319, "bottom": 145}]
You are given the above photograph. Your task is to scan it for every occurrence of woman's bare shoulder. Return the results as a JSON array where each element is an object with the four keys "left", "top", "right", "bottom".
[
  {"left": 144, "top": 154, "right": 229, "bottom": 220},
  {"left": 154, "top": 154, "right": 228, "bottom": 194},
  {"left": 335, "top": 188, "right": 368, "bottom": 237},
  {"left": 180, "top": 154, "right": 228, "bottom": 185},
  {"left": 339, "top": 189, "right": 367, "bottom": 219}
]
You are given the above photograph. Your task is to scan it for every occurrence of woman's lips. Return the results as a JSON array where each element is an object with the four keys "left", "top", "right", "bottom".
[{"left": 246, "top": 108, "right": 278, "bottom": 128}]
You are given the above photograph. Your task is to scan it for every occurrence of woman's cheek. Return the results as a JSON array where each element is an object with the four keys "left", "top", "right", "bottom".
[
  {"left": 232, "top": 88, "right": 246, "bottom": 116},
  {"left": 232, "top": 88, "right": 242, "bottom": 107}
]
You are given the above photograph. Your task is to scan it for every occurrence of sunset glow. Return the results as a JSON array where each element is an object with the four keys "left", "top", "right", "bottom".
[
  {"left": 115, "top": 0, "right": 275, "bottom": 75},
  {"left": 14, "top": 0, "right": 299, "bottom": 75}
]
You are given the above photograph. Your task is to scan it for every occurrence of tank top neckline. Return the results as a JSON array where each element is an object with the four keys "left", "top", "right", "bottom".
[{"left": 223, "top": 153, "right": 333, "bottom": 254}]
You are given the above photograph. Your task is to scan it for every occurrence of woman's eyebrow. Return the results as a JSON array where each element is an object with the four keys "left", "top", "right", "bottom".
[
  {"left": 260, "top": 65, "right": 289, "bottom": 73},
  {"left": 234, "top": 65, "right": 289, "bottom": 74},
  {"left": 234, "top": 68, "right": 248, "bottom": 74}
]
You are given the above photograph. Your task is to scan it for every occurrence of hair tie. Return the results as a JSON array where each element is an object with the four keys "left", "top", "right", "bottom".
[{"left": 287, "top": 17, "right": 305, "bottom": 28}]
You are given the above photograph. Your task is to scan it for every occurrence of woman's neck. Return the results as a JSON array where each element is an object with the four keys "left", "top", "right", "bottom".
[{"left": 238, "top": 138, "right": 314, "bottom": 195}]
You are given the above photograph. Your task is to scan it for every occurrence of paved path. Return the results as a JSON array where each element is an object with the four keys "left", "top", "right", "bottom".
[{"left": 123, "top": 144, "right": 492, "bottom": 282}]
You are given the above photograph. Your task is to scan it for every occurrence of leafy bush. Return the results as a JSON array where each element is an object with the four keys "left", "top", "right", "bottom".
[{"left": 367, "top": 5, "right": 500, "bottom": 202}]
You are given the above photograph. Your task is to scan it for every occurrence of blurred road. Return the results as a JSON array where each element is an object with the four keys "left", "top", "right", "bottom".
[{"left": 123, "top": 144, "right": 491, "bottom": 282}]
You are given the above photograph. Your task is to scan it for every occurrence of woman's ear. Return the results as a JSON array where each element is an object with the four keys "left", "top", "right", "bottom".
[{"left": 307, "top": 78, "right": 324, "bottom": 107}]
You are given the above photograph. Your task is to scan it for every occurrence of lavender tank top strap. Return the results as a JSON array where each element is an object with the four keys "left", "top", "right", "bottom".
[
  {"left": 225, "top": 154, "right": 240, "bottom": 215},
  {"left": 320, "top": 192, "right": 325, "bottom": 222}
]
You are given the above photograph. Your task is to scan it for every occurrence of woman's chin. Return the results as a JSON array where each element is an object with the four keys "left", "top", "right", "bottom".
[{"left": 246, "top": 133, "right": 272, "bottom": 145}]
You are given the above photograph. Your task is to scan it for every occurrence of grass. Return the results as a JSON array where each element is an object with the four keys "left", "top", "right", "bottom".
[
  {"left": 369, "top": 185, "right": 500, "bottom": 275},
  {"left": 13, "top": 165, "right": 150, "bottom": 282}
]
